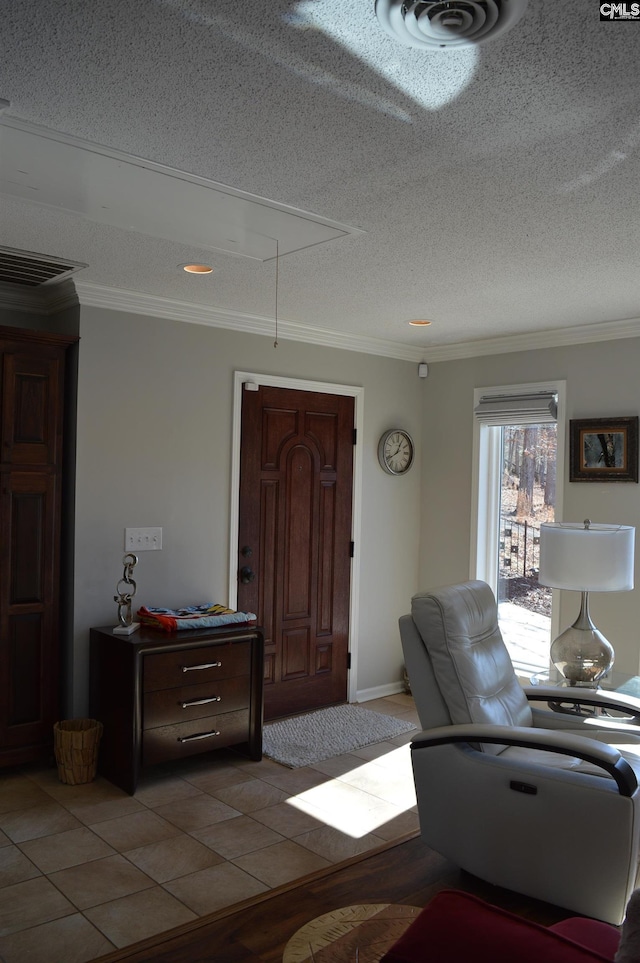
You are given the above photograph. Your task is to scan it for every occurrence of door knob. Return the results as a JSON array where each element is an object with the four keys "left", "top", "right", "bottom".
[
  {"left": 240, "top": 566, "right": 256, "bottom": 584},
  {"left": 240, "top": 545, "right": 253, "bottom": 558}
]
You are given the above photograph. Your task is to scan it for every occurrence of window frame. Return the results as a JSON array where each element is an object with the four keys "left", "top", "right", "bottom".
[{"left": 470, "top": 379, "right": 566, "bottom": 651}]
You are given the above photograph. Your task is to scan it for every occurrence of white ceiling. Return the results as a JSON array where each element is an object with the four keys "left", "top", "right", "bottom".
[{"left": 2, "top": 0, "right": 640, "bottom": 361}]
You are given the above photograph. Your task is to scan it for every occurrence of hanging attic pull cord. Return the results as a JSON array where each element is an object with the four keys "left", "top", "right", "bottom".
[{"left": 274, "top": 238, "right": 279, "bottom": 349}]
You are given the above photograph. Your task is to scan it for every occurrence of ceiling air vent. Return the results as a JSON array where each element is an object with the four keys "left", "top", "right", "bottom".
[
  {"left": 375, "top": 0, "right": 528, "bottom": 49},
  {"left": 0, "top": 246, "right": 87, "bottom": 287}
]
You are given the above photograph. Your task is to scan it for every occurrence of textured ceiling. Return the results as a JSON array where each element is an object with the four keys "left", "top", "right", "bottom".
[{"left": 2, "top": 1, "right": 640, "bottom": 359}]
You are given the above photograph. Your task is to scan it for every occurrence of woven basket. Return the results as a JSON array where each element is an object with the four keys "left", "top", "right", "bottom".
[{"left": 53, "top": 718, "right": 103, "bottom": 785}]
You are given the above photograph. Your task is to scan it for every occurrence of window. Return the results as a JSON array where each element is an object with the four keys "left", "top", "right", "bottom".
[{"left": 471, "top": 381, "right": 566, "bottom": 677}]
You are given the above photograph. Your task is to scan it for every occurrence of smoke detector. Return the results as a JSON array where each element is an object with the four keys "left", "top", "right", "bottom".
[{"left": 375, "top": 0, "right": 528, "bottom": 49}]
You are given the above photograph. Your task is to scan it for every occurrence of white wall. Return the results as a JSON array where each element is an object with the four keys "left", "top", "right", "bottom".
[
  {"left": 420, "top": 336, "right": 640, "bottom": 676},
  {"left": 71, "top": 307, "right": 425, "bottom": 715}
]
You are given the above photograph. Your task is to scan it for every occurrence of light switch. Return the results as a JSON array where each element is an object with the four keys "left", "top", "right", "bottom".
[{"left": 125, "top": 527, "right": 162, "bottom": 551}]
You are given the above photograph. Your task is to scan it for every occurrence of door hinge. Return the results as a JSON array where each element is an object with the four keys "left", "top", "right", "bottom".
[
  {"left": 347, "top": 652, "right": 352, "bottom": 670},
  {"left": 352, "top": 428, "right": 357, "bottom": 445},
  {"left": 349, "top": 541, "right": 355, "bottom": 558}
]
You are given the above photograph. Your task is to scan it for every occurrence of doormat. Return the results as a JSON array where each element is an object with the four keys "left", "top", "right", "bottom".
[{"left": 262, "top": 704, "right": 416, "bottom": 768}]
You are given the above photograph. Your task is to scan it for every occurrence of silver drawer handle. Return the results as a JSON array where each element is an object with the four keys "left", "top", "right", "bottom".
[
  {"left": 180, "top": 696, "right": 222, "bottom": 708},
  {"left": 178, "top": 729, "right": 220, "bottom": 743},
  {"left": 181, "top": 661, "right": 222, "bottom": 672}
]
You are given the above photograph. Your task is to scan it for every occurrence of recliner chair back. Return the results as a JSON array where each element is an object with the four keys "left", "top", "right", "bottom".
[{"left": 407, "top": 580, "right": 532, "bottom": 753}]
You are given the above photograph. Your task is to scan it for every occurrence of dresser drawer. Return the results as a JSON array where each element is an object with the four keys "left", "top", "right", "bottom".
[
  {"left": 143, "top": 675, "right": 249, "bottom": 729},
  {"left": 144, "top": 641, "right": 250, "bottom": 691},
  {"left": 142, "top": 709, "right": 250, "bottom": 765}
]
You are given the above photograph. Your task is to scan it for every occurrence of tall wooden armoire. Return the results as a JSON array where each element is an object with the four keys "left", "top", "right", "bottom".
[{"left": 0, "top": 325, "right": 77, "bottom": 767}]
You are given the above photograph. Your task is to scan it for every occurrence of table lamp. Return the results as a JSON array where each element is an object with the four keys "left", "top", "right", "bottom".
[{"left": 538, "top": 519, "right": 635, "bottom": 687}]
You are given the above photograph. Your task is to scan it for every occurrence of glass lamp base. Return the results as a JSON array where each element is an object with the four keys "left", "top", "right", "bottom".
[{"left": 550, "top": 624, "right": 614, "bottom": 687}]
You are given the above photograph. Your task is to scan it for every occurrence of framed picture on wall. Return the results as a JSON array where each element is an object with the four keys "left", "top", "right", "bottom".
[{"left": 569, "top": 416, "right": 639, "bottom": 482}]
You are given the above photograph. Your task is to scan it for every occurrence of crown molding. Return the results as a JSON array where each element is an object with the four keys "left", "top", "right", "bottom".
[
  {"left": 0, "top": 279, "right": 79, "bottom": 315},
  {"left": 422, "top": 316, "right": 640, "bottom": 361},
  {"left": 0, "top": 284, "right": 49, "bottom": 315},
  {"left": 74, "top": 281, "right": 425, "bottom": 362},
  {"left": 72, "top": 281, "right": 640, "bottom": 364}
]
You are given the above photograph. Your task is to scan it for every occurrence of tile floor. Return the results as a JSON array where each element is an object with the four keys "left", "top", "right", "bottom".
[{"left": 0, "top": 694, "right": 419, "bottom": 963}]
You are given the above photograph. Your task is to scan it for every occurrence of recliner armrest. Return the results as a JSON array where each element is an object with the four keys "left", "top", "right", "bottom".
[
  {"left": 523, "top": 684, "right": 640, "bottom": 722},
  {"left": 411, "top": 723, "right": 638, "bottom": 796}
]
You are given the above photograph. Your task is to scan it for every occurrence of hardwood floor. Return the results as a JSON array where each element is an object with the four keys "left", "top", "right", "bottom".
[{"left": 94, "top": 833, "right": 574, "bottom": 963}]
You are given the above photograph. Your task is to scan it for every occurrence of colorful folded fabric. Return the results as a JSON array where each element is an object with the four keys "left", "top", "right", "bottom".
[{"left": 137, "top": 602, "right": 257, "bottom": 633}]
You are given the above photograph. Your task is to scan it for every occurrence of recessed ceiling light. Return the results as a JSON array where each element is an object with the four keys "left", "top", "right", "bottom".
[
  {"left": 409, "top": 319, "right": 432, "bottom": 326},
  {"left": 183, "top": 263, "right": 213, "bottom": 274}
]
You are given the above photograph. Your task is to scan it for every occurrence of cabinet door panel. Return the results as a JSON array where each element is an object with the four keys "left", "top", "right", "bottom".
[
  {"left": 0, "top": 473, "right": 58, "bottom": 751},
  {"left": 7, "top": 613, "right": 43, "bottom": 726},
  {"left": 1, "top": 473, "right": 57, "bottom": 606},
  {"left": 0, "top": 351, "right": 62, "bottom": 466}
]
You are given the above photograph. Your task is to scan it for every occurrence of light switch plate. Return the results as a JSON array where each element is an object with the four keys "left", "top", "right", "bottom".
[{"left": 125, "top": 527, "right": 162, "bottom": 551}]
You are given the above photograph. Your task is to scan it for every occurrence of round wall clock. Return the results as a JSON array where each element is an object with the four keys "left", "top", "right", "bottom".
[{"left": 378, "top": 428, "right": 415, "bottom": 475}]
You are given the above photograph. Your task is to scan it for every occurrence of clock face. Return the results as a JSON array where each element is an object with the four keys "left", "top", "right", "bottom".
[{"left": 379, "top": 429, "right": 414, "bottom": 475}]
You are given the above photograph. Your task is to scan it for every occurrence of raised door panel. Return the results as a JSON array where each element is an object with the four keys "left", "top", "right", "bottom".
[
  {"left": 0, "top": 350, "right": 62, "bottom": 466},
  {"left": 2, "top": 473, "right": 57, "bottom": 605},
  {"left": 0, "top": 472, "right": 59, "bottom": 752},
  {"left": 6, "top": 613, "right": 45, "bottom": 728},
  {"left": 284, "top": 445, "right": 313, "bottom": 620}
]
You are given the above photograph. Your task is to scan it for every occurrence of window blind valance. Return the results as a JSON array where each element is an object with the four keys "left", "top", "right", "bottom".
[{"left": 474, "top": 391, "right": 557, "bottom": 426}]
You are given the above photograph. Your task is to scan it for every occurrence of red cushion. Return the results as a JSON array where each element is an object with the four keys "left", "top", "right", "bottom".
[
  {"left": 380, "top": 890, "right": 617, "bottom": 963},
  {"left": 551, "top": 918, "right": 620, "bottom": 958}
]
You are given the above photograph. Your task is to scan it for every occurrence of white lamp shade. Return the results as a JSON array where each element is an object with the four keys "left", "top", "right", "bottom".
[{"left": 539, "top": 522, "right": 635, "bottom": 592}]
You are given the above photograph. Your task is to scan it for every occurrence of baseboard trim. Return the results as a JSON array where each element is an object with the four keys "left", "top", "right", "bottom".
[{"left": 356, "top": 681, "right": 406, "bottom": 702}]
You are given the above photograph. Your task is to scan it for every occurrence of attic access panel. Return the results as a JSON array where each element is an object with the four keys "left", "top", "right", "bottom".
[{"left": 0, "top": 118, "right": 364, "bottom": 261}]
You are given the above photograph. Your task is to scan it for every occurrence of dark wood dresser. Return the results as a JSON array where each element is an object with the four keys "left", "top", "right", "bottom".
[{"left": 90, "top": 623, "right": 264, "bottom": 794}]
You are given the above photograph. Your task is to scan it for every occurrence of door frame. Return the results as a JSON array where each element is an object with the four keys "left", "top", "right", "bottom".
[{"left": 229, "top": 371, "right": 364, "bottom": 704}]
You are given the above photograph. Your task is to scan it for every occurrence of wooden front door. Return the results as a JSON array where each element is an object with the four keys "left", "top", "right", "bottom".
[{"left": 237, "top": 384, "right": 355, "bottom": 721}]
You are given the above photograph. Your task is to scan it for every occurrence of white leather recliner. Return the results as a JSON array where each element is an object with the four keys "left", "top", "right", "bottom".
[{"left": 400, "top": 579, "right": 640, "bottom": 925}]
